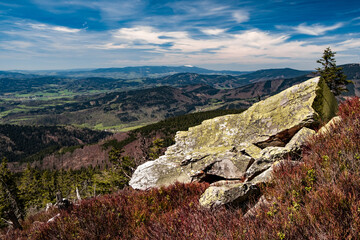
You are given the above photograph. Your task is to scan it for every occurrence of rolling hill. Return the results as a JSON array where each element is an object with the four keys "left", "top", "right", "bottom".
[{"left": 0, "top": 64, "right": 359, "bottom": 132}]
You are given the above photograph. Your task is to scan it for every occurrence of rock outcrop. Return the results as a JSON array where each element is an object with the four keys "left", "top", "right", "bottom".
[{"left": 130, "top": 77, "right": 337, "bottom": 207}]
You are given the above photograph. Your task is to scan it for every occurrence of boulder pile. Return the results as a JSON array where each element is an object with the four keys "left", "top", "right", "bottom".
[{"left": 130, "top": 77, "right": 338, "bottom": 209}]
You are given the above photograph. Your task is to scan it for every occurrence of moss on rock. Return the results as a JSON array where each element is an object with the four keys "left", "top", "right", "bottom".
[{"left": 130, "top": 77, "right": 337, "bottom": 190}]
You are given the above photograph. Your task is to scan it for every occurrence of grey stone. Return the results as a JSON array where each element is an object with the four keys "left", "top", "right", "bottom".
[{"left": 130, "top": 77, "right": 337, "bottom": 190}]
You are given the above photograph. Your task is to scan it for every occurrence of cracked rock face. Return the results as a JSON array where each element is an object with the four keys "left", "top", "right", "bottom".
[{"left": 129, "top": 77, "right": 337, "bottom": 191}]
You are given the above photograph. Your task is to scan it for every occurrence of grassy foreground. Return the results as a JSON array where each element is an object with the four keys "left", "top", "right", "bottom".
[{"left": 3, "top": 97, "right": 360, "bottom": 239}]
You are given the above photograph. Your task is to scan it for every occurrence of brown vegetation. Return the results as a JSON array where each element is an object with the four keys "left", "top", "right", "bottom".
[{"left": 3, "top": 97, "right": 360, "bottom": 239}]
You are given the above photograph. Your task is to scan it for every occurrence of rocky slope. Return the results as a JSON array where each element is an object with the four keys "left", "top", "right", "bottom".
[{"left": 130, "top": 76, "right": 338, "bottom": 208}]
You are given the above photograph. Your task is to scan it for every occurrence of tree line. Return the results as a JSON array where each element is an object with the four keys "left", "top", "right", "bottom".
[{"left": 0, "top": 158, "right": 131, "bottom": 229}]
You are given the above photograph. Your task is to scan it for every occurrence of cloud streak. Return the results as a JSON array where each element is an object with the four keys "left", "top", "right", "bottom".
[
  {"left": 293, "top": 23, "right": 344, "bottom": 36},
  {"left": 29, "top": 23, "right": 82, "bottom": 33}
]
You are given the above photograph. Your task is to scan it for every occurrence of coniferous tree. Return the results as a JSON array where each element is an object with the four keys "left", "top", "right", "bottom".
[
  {"left": 0, "top": 158, "right": 24, "bottom": 229},
  {"left": 149, "top": 138, "right": 165, "bottom": 160},
  {"left": 109, "top": 148, "right": 135, "bottom": 181},
  {"left": 316, "top": 47, "right": 351, "bottom": 96},
  {"left": 18, "top": 165, "right": 42, "bottom": 209}
]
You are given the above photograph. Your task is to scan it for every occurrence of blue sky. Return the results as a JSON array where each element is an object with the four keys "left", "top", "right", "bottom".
[{"left": 0, "top": 0, "right": 359, "bottom": 71}]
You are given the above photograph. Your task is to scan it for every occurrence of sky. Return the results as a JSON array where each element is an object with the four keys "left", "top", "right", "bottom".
[{"left": 0, "top": 0, "right": 359, "bottom": 71}]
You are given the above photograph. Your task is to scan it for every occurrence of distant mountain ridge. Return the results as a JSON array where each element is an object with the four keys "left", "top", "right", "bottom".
[
  {"left": 0, "top": 66, "right": 315, "bottom": 97},
  {"left": 89, "top": 66, "right": 246, "bottom": 75},
  {"left": 340, "top": 63, "right": 360, "bottom": 79},
  {"left": 146, "top": 68, "right": 313, "bottom": 88},
  {"left": 13, "top": 66, "right": 248, "bottom": 79},
  {"left": 3, "top": 64, "right": 357, "bottom": 82},
  {"left": 238, "top": 68, "right": 312, "bottom": 83},
  {"left": 0, "top": 71, "right": 38, "bottom": 79},
  {"left": 61, "top": 66, "right": 311, "bottom": 81}
]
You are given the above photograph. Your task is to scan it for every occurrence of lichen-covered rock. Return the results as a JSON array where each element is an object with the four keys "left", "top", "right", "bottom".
[
  {"left": 199, "top": 182, "right": 260, "bottom": 208},
  {"left": 285, "top": 127, "right": 316, "bottom": 152},
  {"left": 245, "top": 128, "right": 315, "bottom": 181},
  {"left": 130, "top": 77, "right": 337, "bottom": 190},
  {"left": 200, "top": 160, "right": 302, "bottom": 208},
  {"left": 316, "top": 116, "right": 341, "bottom": 136},
  {"left": 250, "top": 160, "right": 301, "bottom": 185}
]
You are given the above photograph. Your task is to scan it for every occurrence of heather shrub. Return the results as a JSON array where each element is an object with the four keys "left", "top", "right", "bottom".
[
  {"left": 246, "top": 97, "right": 360, "bottom": 239},
  {"left": 3, "top": 97, "right": 360, "bottom": 240}
]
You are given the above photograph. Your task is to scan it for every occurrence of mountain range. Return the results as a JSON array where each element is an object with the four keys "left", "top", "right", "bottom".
[
  {"left": 4, "top": 65, "right": 311, "bottom": 81},
  {"left": 0, "top": 66, "right": 313, "bottom": 98},
  {"left": 13, "top": 65, "right": 248, "bottom": 79},
  {"left": 0, "top": 64, "right": 358, "bottom": 131}
]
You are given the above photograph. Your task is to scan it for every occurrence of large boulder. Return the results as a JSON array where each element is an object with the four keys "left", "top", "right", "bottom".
[
  {"left": 199, "top": 181, "right": 260, "bottom": 209},
  {"left": 199, "top": 160, "right": 302, "bottom": 208},
  {"left": 130, "top": 77, "right": 337, "bottom": 190}
]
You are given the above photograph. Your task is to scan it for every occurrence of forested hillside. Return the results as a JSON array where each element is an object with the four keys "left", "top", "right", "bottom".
[
  {"left": 0, "top": 125, "right": 111, "bottom": 162},
  {"left": 8, "top": 108, "right": 245, "bottom": 171}
]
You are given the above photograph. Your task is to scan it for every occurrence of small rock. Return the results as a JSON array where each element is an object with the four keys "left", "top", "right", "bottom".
[{"left": 47, "top": 213, "right": 60, "bottom": 223}]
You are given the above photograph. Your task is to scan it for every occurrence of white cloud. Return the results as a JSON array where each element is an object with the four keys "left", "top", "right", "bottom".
[
  {"left": 105, "top": 26, "right": 324, "bottom": 64},
  {"left": 1, "top": 18, "right": 358, "bottom": 70},
  {"left": 52, "top": 26, "right": 81, "bottom": 33},
  {"left": 294, "top": 23, "right": 344, "bottom": 36},
  {"left": 95, "top": 43, "right": 128, "bottom": 50},
  {"left": 232, "top": 10, "right": 250, "bottom": 23},
  {"left": 201, "top": 28, "right": 227, "bottom": 35},
  {"left": 29, "top": 23, "right": 81, "bottom": 33},
  {"left": 112, "top": 26, "right": 188, "bottom": 45},
  {"left": 28, "top": 23, "right": 48, "bottom": 30},
  {"left": 337, "top": 39, "right": 360, "bottom": 49},
  {"left": 0, "top": 41, "right": 33, "bottom": 51}
]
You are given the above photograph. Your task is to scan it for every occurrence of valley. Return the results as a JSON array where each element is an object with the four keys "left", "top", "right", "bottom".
[
  {"left": 1, "top": 64, "right": 359, "bottom": 169},
  {"left": 1, "top": 64, "right": 359, "bottom": 133}
]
